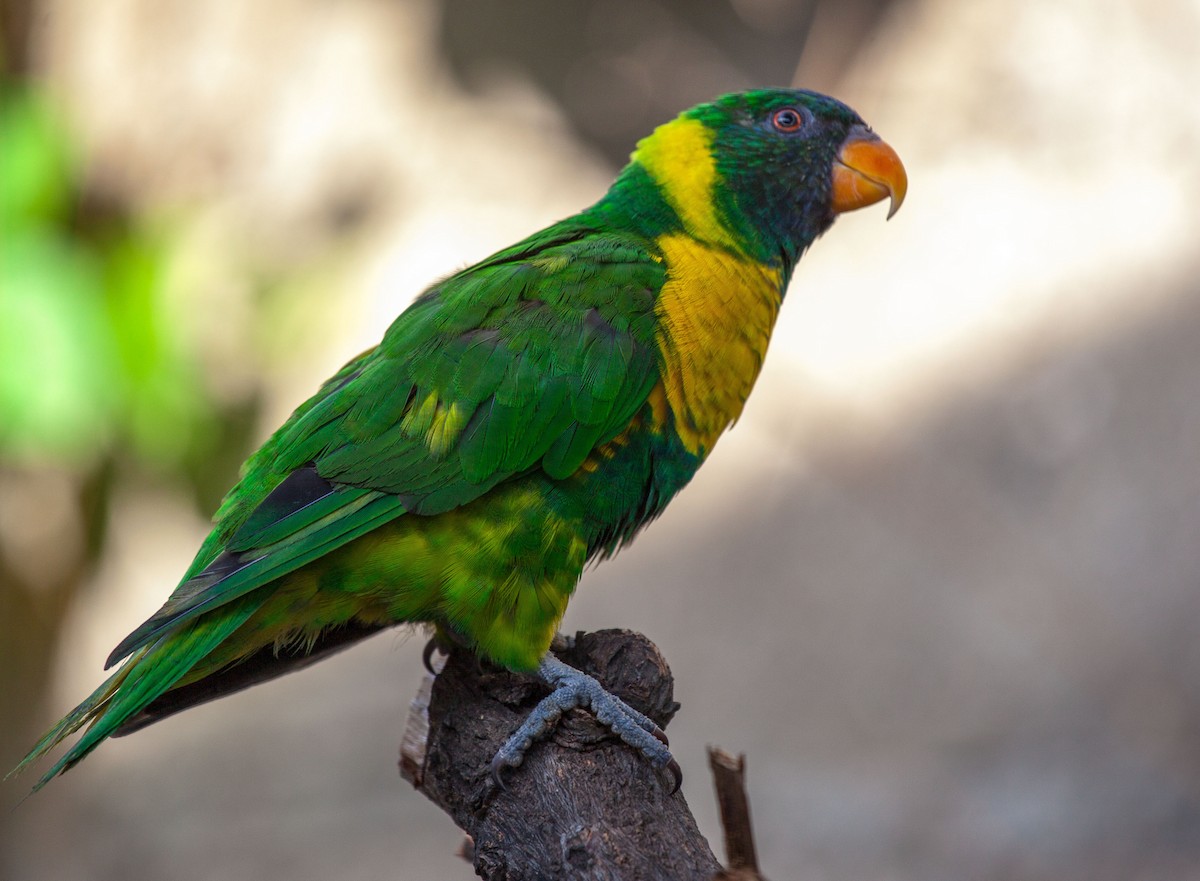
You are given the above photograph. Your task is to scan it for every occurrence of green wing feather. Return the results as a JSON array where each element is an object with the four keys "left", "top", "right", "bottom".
[
  {"left": 17, "top": 222, "right": 665, "bottom": 788},
  {"left": 105, "top": 222, "right": 664, "bottom": 666}
]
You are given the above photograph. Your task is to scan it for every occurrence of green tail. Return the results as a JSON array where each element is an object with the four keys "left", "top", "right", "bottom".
[{"left": 10, "top": 595, "right": 262, "bottom": 791}]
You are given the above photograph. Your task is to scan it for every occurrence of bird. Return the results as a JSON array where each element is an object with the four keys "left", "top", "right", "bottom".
[{"left": 13, "top": 88, "right": 905, "bottom": 792}]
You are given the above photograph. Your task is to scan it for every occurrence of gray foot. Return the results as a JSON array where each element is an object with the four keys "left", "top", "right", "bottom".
[{"left": 490, "top": 655, "right": 682, "bottom": 792}]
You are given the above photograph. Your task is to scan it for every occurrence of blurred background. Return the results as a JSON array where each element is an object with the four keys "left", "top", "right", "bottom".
[{"left": 2, "top": 0, "right": 1200, "bottom": 878}]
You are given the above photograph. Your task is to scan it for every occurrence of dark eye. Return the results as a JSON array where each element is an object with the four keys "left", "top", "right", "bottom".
[{"left": 771, "top": 108, "right": 804, "bottom": 133}]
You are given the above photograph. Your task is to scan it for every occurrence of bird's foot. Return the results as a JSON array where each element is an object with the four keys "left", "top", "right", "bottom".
[
  {"left": 490, "top": 654, "right": 681, "bottom": 793},
  {"left": 421, "top": 635, "right": 450, "bottom": 674}
]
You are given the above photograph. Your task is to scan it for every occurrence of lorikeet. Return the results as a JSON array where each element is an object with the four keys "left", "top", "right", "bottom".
[{"left": 14, "top": 88, "right": 905, "bottom": 792}]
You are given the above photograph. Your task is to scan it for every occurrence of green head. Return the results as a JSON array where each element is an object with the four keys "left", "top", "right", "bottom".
[{"left": 607, "top": 88, "right": 906, "bottom": 270}]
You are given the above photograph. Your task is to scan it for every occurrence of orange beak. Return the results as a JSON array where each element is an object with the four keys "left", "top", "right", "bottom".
[{"left": 830, "top": 126, "right": 907, "bottom": 219}]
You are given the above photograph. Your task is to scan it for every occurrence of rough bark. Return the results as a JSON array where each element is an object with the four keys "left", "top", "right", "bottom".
[{"left": 404, "top": 629, "right": 724, "bottom": 880}]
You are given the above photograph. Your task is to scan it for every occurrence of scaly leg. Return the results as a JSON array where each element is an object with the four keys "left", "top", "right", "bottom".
[{"left": 490, "top": 654, "right": 682, "bottom": 792}]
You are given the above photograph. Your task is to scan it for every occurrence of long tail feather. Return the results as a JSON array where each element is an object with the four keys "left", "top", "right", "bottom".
[
  {"left": 113, "top": 619, "right": 387, "bottom": 736},
  {"left": 11, "top": 594, "right": 264, "bottom": 791},
  {"left": 6, "top": 657, "right": 143, "bottom": 782}
]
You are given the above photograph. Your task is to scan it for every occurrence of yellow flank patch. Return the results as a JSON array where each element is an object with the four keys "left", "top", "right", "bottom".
[
  {"left": 400, "top": 391, "right": 468, "bottom": 457},
  {"left": 653, "top": 233, "right": 783, "bottom": 457},
  {"left": 646, "top": 382, "right": 670, "bottom": 430},
  {"left": 426, "top": 400, "right": 467, "bottom": 457},
  {"left": 530, "top": 253, "right": 570, "bottom": 274},
  {"left": 574, "top": 418, "right": 638, "bottom": 475},
  {"left": 401, "top": 391, "right": 439, "bottom": 437},
  {"left": 634, "top": 117, "right": 736, "bottom": 250}
]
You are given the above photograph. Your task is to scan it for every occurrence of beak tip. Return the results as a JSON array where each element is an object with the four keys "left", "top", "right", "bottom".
[{"left": 885, "top": 172, "right": 908, "bottom": 220}]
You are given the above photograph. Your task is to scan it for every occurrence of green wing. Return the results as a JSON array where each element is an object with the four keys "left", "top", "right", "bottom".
[{"left": 106, "top": 223, "right": 665, "bottom": 665}]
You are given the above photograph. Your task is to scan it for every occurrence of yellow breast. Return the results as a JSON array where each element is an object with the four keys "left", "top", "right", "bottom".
[{"left": 654, "top": 235, "right": 782, "bottom": 457}]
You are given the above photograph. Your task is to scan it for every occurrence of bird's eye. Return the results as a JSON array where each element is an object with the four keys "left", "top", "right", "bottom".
[{"left": 771, "top": 108, "right": 804, "bottom": 133}]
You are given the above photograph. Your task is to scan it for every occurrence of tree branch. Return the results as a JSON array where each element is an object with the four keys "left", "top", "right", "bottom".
[
  {"left": 402, "top": 629, "right": 724, "bottom": 880},
  {"left": 708, "top": 748, "right": 766, "bottom": 881}
]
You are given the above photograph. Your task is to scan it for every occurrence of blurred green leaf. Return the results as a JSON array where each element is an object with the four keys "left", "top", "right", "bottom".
[
  {"left": 0, "top": 228, "right": 120, "bottom": 463},
  {"left": 0, "top": 86, "right": 219, "bottom": 473},
  {"left": 102, "top": 229, "right": 213, "bottom": 467},
  {"left": 0, "top": 86, "right": 75, "bottom": 227}
]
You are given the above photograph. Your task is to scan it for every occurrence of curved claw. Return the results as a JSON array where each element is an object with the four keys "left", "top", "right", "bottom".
[
  {"left": 666, "top": 757, "right": 683, "bottom": 795},
  {"left": 421, "top": 638, "right": 442, "bottom": 675},
  {"left": 489, "top": 754, "right": 510, "bottom": 791},
  {"left": 650, "top": 724, "right": 669, "bottom": 747}
]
